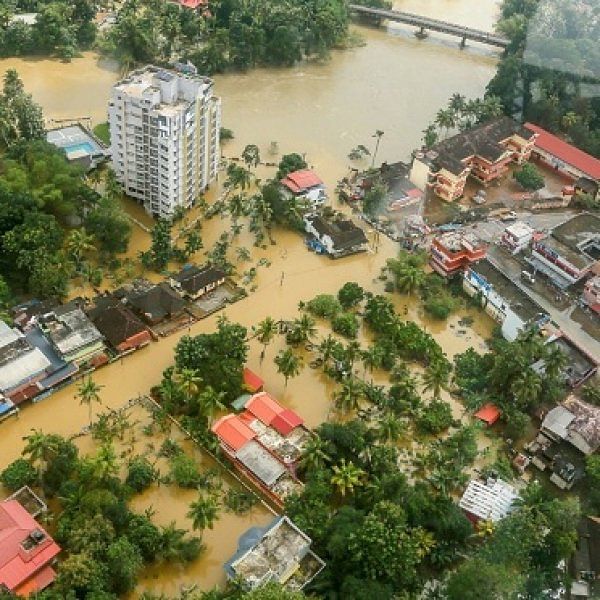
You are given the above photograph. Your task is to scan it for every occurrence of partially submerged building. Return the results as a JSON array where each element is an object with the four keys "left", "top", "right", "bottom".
[
  {"left": 212, "top": 392, "right": 310, "bottom": 507},
  {"left": 39, "top": 304, "right": 105, "bottom": 366},
  {"left": 541, "top": 396, "right": 600, "bottom": 456},
  {"left": 0, "top": 490, "right": 61, "bottom": 596},
  {"left": 169, "top": 264, "right": 226, "bottom": 301},
  {"left": 281, "top": 170, "right": 327, "bottom": 208},
  {"left": 303, "top": 213, "right": 368, "bottom": 258},
  {"left": 224, "top": 516, "right": 325, "bottom": 591},
  {"left": 463, "top": 259, "right": 549, "bottom": 341},
  {"left": 458, "top": 477, "right": 518, "bottom": 524},
  {"left": 530, "top": 213, "right": 600, "bottom": 288},
  {"left": 410, "top": 117, "right": 536, "bottom": 202},
  {"left": 87, "top": 296, "right": 152, "bottom": 354},
  {"left": 116, "top": 280, "right": 186, "bottom": 326},
  {"left": 542, "top": 334, "right": 597, "bottom": 389},
  {"left": 430, "top": 230, "right": 487, "bottom": 278}
]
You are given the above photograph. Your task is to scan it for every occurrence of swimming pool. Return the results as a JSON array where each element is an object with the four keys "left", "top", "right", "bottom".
[{"left": 65, "top": 141, "right": 96, "bottom": 156}]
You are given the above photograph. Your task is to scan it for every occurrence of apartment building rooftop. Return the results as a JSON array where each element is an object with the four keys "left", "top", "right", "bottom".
[
  {"left": 422, "top": 117, "right": 534, "bottom": 175},
  {"left": 469, "top": 259, "right": 546, "bottom": 324},
  {"left": 435, "top": 230, "right": 486, "bottom": 254},
  {"left": 541, "top": 213, "right": 600, "bottom": 270}
]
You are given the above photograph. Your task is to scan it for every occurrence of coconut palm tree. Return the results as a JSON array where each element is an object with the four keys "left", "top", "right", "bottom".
[
  {"left": 197, "top": 387, "right": 226, "bottom": 423},
  {"left": 76, "top": 376, "right": 104, "bottom": 427},
  {"left": 297, "top": 314, "right": 317, "bottom": 342},
  {"left": 334, "top": 377, "right": 364, "bottom": 413},
  {"left": 363, "top": 381, "right": 387, "bottom": 408},
  {"left": 66, "top": 230, "right": 95, "bottom": 272},
  {"left": 511, "top": 368, "right": 543, "bottom": 410},
  {"left": 371, "top": 129, "right": 384, "bottom": 168},
  {"left": 187, "top": 493, "right": 220, "bottom": 531},
  {"left": 228, "top": 192, "right": 247, "bottom": 228},
  {"left": 543, "top": 345, "right": 567, "bottom": 380},
  {"left": 343, "top": 340, "right": 362, "bottom": 370},
  {"left": 22, "top": 430, "right": 60, "bottom": 496},
  {"left": 316, "top": 334, "right": 340, "bottom": 370},
  {"left": 104, "top": 168, "right": 122, "bottom": 202},
  {"left": 174, "top": 368, "right": 202, "bottom": 404},
  {"left": 225, "top": 163, "right": 252, "bottom": 194},
  {"left": 361, "top": 346, "right": 384, "bottom": 377},
  {"left": 253, "top": 316, "right": 278, "bottom": 362},
  {"left": 395, "top": 265, "right": 425, "bottom": 295},
  {"left": 274, "top": 349, "right": 303, "bottom": 388},
  {"left": 300, "top": 435, "right": 331, "bottom": 472},
  {"left": 422, "top": 361, "right": 451, "bottom": 399},
  {"left": 331, "top": 459, "right": 365, "bottom": 496},
  {"left": 377, "top": 413, "right": 406, "bottom": 443},
  {"left": 435, "top": 108, "right": 455, "bottom": 139}
]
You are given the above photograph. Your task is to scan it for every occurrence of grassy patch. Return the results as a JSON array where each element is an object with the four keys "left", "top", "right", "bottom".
[{"left": 93, "top": 122, "right": 110, "bottom": 146}]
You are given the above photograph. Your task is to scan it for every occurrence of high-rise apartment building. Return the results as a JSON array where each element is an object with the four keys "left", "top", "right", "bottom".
[{"left": 108, "top": 65, "right": 221, "bottom": 219}]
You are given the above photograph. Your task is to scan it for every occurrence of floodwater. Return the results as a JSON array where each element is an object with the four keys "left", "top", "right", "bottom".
[{"left": 0, "top": 2, "right": 500, "bottom": 594}]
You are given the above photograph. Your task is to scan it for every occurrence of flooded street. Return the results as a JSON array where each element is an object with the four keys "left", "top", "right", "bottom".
[{"left": 1, "top": 2, "right": 500, "bottom": 594}]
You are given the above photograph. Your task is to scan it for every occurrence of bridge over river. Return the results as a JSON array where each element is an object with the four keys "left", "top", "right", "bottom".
[{"left": 348, "top": 4, "right": 509, "bottom": 49}]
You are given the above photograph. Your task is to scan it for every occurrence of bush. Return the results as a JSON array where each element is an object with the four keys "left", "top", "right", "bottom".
[
  {"left": 305, "top": 294, "right": 342, "bottom": 319},
  {"left": 423, "top": 293, "right": 456, "bottom": 320},
  {"left": 126, "top": 456, "right": 157, "bottom": 493},
  {"left": 338, "top": 282, "right": 365, "bottom": 309},
  {"left": 417, "top": 399, "right": 454, "bottom": 434},
  {"left": 514, "top": 163, "right": 544, "bottom": 191},
  {"left": 169, "top": 453, "right": 201, "bottom": 489},
  {"left": 0, "top": 459, "right": 38, "bottom": 491},
  {"left": 332, "top": 312, "right": 360, "bottom": 339}
]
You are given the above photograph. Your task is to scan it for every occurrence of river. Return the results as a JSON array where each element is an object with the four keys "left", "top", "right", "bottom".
[{"left": 1, "top": 1, "right": 500, "bottom": 595}]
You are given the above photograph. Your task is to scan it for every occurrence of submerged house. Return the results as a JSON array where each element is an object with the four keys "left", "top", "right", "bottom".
[
  {"left": 281, "top": 170, "right": 327, "bottom": 208},
  {"left": 116, "top": 280, "right": 186, "bottom": 326},
  {"left": 39, "top": 304, "right": 105, "bottom": 366},
  {"left": 169, "top": 264, "right": 226, "bottom": 301},
  {"left": 87, "top": 296, "right": 152, "bottom": 354},
  {"left": 0, "top": 491, "right": 61, "bottom": 596},
  {"left": 225, "top": 516, "right": 325, "bottom": 591},
  {"left": 303, "top": 213, "right": 368, "bottom": 258}
]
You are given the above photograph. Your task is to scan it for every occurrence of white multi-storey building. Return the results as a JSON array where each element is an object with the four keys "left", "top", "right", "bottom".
[{"left": 108, "top": 65, "right": 221, "bottom": 219}]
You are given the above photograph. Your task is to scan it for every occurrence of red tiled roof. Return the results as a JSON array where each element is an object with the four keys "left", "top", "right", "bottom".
[
  {"left": 211, "top": 415, "right": 256, "bottom": 451},
  {"left": 243, "top": 368, "right": 264, "bottom": 393},
  {"left": 525, "top": 123, "right": 600, "bottom": 180},
  {"left": 244, "top": 392, "right": 285, "bottom": 425},
  {"left": 271, "top": 408, "right": 304, "bottom": 436},
  {"left": 281, "top": 170, "right": 324, "bottom": 194},
  {"left": 178, "top": 0, "right": 206, "bottom": 8},
  {"left": 0, "top": 500, "right": 60, "bottom": 593},
  {"left": 474, "top": 403, "right": 501, "bottom": 426}
]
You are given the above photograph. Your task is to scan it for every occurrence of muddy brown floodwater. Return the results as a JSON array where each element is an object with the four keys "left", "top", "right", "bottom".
[{"left": 1, "top": 2, "right": 500, "bottom": 594}]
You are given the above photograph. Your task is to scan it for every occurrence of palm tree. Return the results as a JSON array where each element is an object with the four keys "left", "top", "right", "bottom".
[
  {"left": 66, "top": 230, "right": 95, "bottom": 271},
  {"left": 435, "top": 108, "right": 455, "bottom": 139},
  {"left": 297, "top": 314, "right": 317, "bottom": 342},
  {"left": 448, "top": 93, "right": 466, "bottom": 114},
  {"left": 316, "top": 334, "right": 339, "bottom": 370},
  {"left": 334, "top": 377, "right": 364, "bottom": 413},
  {"left": 343, "top": 340, "right": 362, "bottom": 370},
  {"left": 422, "top": 361, "right": 451, "bottom": 399},
  {"left": 371, "top": 129, "right": 384, "bottom": 168},
  {"left": 175, "top": 368, "right": 202, "bottom": 404},
  {"left": 361, "top": 346, "right": 384, "bottom": 377},
  {"left": 395, "top": 265, "right": 425, "bottom": 295},
  {"left": 511, "top": 368, "right": 543, "bottom": 410},
  {"left": 187, "top": 493, "right": 220, "bottom": 531},
  {"left": 300, "top": 435, "right": 331, "bottom": 471},
  {"left": 76, "top": 376, "right": 103, "bottom": 427},
  {"left": 104, "top": 168, "right": 122, "bottom": 202},
  {"left": 275, "top": 349, "right": 302, "bottom": 388},
  {"left": 197, "top": 387, "right": 226, "bottom": 423},
  {"left": 543, "top": 345, "right": 567, "bottom": 380},
  {"left": 253, "top": 316, "right": 278, "bottom": 362},
  {"left": 377, "top": 413, "right": 406, "bottom": 443},
  {"left": 228, "top": 192, "right": 247, "bottom": 228},
  {"left": 22, "top": 430, "right": 60, "bottom": 496},
  {"left": 241, "top": 144, "right": 260, "bottom": 170},
  {"left": 225, "top": 163, "right": 251, "bottom": 194},
  {"left": 331, "top": 459, "right": 365, "bottom": 496}
]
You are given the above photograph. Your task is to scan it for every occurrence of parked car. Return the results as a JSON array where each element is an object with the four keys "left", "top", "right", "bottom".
[
  {"left": 500, "top": 211, "right": 518, "bottom": 222},
  {"left": 521, "top": 270, "right": 535, "bottom": 284}
]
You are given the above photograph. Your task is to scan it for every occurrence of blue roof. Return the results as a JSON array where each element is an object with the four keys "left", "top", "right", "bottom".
[
  {"left": 224, "top": 516, "right": 283, "bottom": 578},
  {"left": 0, "top": 397, "right": 16, "bottom": 416},
  {"left": 26, "top": 327, "right": 66, "bottom": 371}
]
